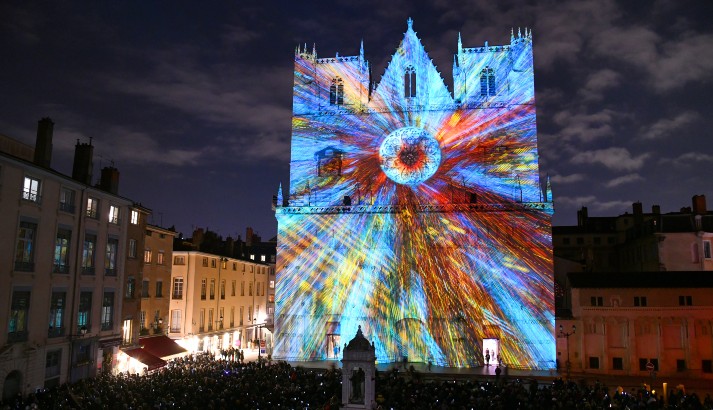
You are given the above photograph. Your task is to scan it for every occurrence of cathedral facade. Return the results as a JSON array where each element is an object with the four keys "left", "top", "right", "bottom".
[{"left": 274, "top": 19, "right": 554, "bottom": 369}]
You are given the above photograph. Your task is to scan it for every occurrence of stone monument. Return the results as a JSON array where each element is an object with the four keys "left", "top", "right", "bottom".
[{"left": 341, "top": 325, "right": 376, "bottom": 409}]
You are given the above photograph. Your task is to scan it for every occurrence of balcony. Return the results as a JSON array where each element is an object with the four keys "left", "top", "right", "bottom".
[
  {"left": 14, "top": 261, "right": 34, "bottom": 272},
  {"left": 105, "top": 268, "right": 117, "bottom": 277},
  {"left": 172, "top": 293, "right": 183, "bottom": 300},
  {"left": 22, "top": 191, "right": 41, "bottom": 203},
  {"left": 53, "top": 264, "right": 69, "bottom": 274},
  {"left": 59, "top": 202, "right": 75, "bottom": 214},
  {"left": 82, "top": 266, "right": 95, "bottom": 275},
  {"left": 7, "top": 331, "right": 28, "bottom": 343},
  {"left": 48, "top": 326, "right": 65, "bottom": 338}
]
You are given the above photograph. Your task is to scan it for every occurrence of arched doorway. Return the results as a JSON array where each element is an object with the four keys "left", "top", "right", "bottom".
[
  {"left": 3, "top": 370, "right": 23, "bottom": 401},
  {"left": 396, "top": 318, "right": 428, "bottom": 363}
]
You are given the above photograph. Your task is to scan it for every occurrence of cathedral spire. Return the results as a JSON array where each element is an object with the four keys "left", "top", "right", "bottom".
[
  {"left": 457, "top": 32, "right": 463, "bottom": 58},
  {"left": 277, "top": 182, "right": 284, "bottom": 207},
  {"left": 407, "top": 17, "right": 413, "bottom": 31}
]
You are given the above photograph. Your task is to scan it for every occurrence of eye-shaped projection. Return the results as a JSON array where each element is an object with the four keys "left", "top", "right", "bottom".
[{"left": 379, "top": 127, "right": 441, "bottom": 185}]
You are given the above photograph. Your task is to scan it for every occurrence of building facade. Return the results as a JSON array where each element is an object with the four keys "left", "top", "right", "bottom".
[
  {"left": 0, "top": 119, "right": 134, "bottom": 399},
  {"left": 168, "top": 251, "right": 272, "bottom": 356},
  {"left": 121, "top": 204, "right": 150, "bottom": 347},
  {"left": 139, "top": 224, "right": 177, "bottom": 337},
  {"left": 275, "top": 21, "right": 554, "bottom": 368},
  {"left": 553, "top": 196, "right": 713, "bottom": 312},
  {"left": 560, "top": 272, "right": 713, "bottom": 380}
]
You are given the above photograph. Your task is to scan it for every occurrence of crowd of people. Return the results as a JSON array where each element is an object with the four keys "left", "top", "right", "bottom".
[{"left": 2, "top": 353, "right": 712, "bottom": 409}]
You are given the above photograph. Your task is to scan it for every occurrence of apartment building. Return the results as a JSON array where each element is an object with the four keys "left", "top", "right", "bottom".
[
  {"left": 0, "top": 119, "right": 136, "bottom": 399},
  {"left": 169, "top": 251, "right": 272, "bottom": 355}
]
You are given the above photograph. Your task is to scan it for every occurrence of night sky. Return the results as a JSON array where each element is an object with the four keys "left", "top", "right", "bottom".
[{"left": 2, "top": 1, "right": 712, "bottom": 239}]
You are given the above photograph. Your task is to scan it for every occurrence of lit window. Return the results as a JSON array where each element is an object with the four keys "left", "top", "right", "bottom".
[
  {"left": 48, "top": 291, "right": 66, "bottom": 337},
  {"left": 126, "top": 277, "right": 135, "bottom": 299},
  {"left": 54, "top": 229, "right": 71, "bottom": 273},
  {"left": 172, "top": 278, "right": 184, "bottom": 299},
  {"left": 480, "top": 67, "right": 495, "bottom": 97},
  {"left": 108, "top": 205, "right": 119, "bottom": 224},
  {"left": 170, "top": 310, "right": 181, "bottom": 333},
  {"left": 261, "top": 255, "right": 266, "bottom": 262},
  {"left": 269, "top": 280, "right": 275, "bottom": 289},
  {"left": 404, "top": 66, "right": 416, "bottom": 98},
  {"left": 9, "top": 291, "right": 31, "bottom": 342},
  {"left": 78, "top": 291, "right": 92, "bottom": 328},
  {"left": 82, "top": 234, "right": 97, "bottom": 274},
  {"left": 22, "top": 176, "right": 41, "bottom": 202},
  {"left": 144, "top": 249, "right": 152, "bottom": 263},
  {"left": 86, "top": 197, "right": 99, "bottom": 219},
  {"left": 15, "top": 221, "right": 37, "bottom": 271},
  {"left": 157, "top": 251, "right": 165, "bottom": 265},
  {"left": 130, "top": 210, "right": 139, "bottom": 225},
  {"left": 105, "top": 238, "right": 119, "bottom": 276},
  {"left": 329, "top": 77, "right": 344, "bottom": 105}
]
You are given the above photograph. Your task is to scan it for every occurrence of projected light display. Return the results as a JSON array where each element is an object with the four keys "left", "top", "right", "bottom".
[{"left": 275, "top": 20, "right": 554, "bottom": 369}]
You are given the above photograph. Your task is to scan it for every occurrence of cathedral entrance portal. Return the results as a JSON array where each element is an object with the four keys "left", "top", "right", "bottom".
[
  {"left": 483, "top": 338, "right": 500, "bottom": 366},
  {"left": 326, "top": 321, "right": 341, "bottom": 359}
]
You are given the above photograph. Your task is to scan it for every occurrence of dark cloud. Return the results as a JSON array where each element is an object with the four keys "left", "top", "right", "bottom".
[{"left": 1, "top": 0, "right": 712, "bottom": 235}]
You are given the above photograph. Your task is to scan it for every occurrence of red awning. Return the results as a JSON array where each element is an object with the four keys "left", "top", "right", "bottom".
[
  {"left": 139, "top": 335, "right": 187, "bottom": 359},
  {"left": 122, "top": 348, "right": 166, "bottom": 371}
]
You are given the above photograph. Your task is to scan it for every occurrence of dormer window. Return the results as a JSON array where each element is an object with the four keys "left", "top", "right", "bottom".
[
  {"left": 480, "top": 67, "right": 495, "bottom": 96},
  {"left": 404, "top": 66, "right": 416, "bottom": 98},
  {"left": 329, "top": 77, "right": 344, "bottom": 105}
]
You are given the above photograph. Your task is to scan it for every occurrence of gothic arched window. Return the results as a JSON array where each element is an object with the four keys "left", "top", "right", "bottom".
[
  {"left": 329, "top": 77, "right": 344, "bottom": 105},
  {"left": 480, "top": 67, "right": 495, "bottom": 96},
  {"left": 404, "top": 66, "right": 416, "bottom": 98}
]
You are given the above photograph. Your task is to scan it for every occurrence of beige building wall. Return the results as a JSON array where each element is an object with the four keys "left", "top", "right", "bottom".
[
  {"left": 139, "top": 225, "right": 176, "bottom": 336},
  {"left": 657, "top": 231, "right": 713, "bottom": 271},
  {"left": 169, "top": 251, "right": 272, "bottom": 355},
  {"left": 0, "top": 151, "right": 131, "bottom": 398},
  {"left": 561, "top": 284, "right": 713, "bottom": 380}
]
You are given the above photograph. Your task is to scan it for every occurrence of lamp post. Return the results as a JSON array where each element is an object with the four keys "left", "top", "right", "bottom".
[{"left": 558, "top": 324, "right": 576, "bottom": 379}]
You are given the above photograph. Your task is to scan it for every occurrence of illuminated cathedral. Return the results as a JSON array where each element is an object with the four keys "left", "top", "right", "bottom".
[{"left": 274, "top": 19, "right": 555, "bottom": 369}]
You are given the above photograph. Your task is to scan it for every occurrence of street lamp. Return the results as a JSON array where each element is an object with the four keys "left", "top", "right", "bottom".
[
  {"left": 558, "top": 324, "right": 576, "bottom": 379},
  {"left": 73, "top": 325, "right": 88, "bottom": 338}
]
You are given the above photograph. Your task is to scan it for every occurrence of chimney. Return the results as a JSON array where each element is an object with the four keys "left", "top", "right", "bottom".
[
  {"left": 652, "top": 205, "right": 661, "bottom": 214},
  {"left": 72, "top": 139, "right": 94, "bottom": 185},
  {"left": 33, "top": 117, "right": 54, "bottom": 168},
  {"left": 577, "top": 207, "right": 588, "bottom": 227},
  {"left": 99, "top": 166, "right": 120, "bottom": 195},
  {"left": 692, "top": 195, "right": 707, "bottom": 215},
  {"left": 633, "top": 201, "right": 643, "bottom": 225},
  {"left": 246, "top": 227, "right": 254, "bottom": 247}
]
